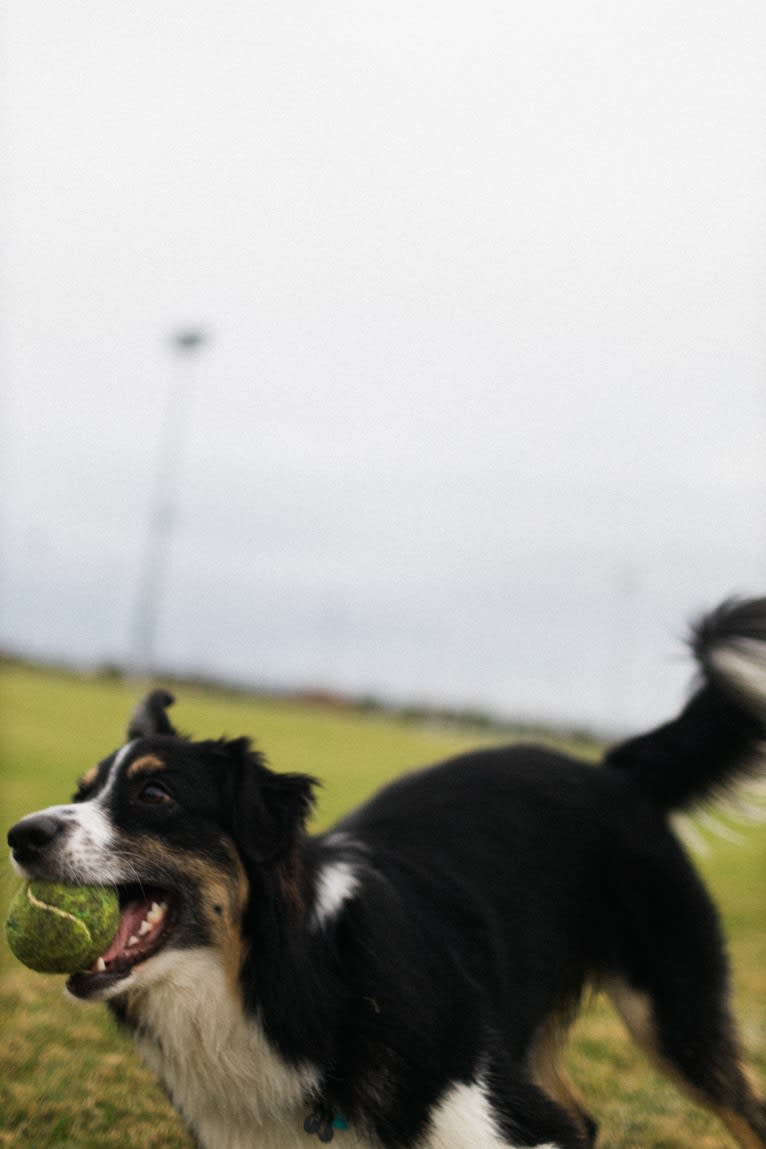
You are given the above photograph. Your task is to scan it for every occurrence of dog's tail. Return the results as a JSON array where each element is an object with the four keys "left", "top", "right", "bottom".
[{"left": 605, "top": 597, "right": 766, "bottom": 812}]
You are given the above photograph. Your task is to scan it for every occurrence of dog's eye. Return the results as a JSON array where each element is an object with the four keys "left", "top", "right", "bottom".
[{"left": 139, "top": 781, "right": 172, "bottom": 805}]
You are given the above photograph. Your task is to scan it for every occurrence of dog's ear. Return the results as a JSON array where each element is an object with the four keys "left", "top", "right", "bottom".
[
  {"left": 127, "top": 689, "right": 178, "bottom": 739},
  {"left": 221, "top": 737, "right": 318, "bottom": 867}
]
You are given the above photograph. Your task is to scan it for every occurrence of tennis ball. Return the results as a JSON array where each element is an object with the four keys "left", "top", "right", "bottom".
[{"left": 5, "top": 881, "right": 120, "bottom": 974}]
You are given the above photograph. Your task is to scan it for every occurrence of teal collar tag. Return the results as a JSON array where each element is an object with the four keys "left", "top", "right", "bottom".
[{"left": 304, "top": 1106, "right": 348, "bottom": 1141}]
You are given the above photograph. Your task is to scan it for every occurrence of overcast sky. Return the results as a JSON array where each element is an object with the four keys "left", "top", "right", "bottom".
[{"left": 2, "top": 1, "right": 766, "bottom": 732}]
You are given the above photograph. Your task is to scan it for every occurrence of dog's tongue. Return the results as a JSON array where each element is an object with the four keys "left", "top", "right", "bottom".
[{"left": 94, "top": 897, "right": 168, "bottom": 968}]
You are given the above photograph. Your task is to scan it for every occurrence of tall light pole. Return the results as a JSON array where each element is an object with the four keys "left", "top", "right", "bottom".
[
  {"left": 604, "top": 563, "right": 641, "bottom": 734},
  {"left": 130, "top": 327, "right": 208, "bottom": 678}
]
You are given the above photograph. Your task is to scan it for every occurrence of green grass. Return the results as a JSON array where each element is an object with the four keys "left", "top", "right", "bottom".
[{"left": 2, "top": 664, "right": 765, "bottom": 1148}]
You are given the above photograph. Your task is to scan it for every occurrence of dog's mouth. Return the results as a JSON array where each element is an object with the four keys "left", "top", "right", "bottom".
[{"left": 67, "top": 885, "right": 176, "bottom": 999}]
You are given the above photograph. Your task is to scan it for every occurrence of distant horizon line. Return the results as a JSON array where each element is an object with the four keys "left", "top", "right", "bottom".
[{"left": 0, "top": 643, "right": 612, "bottom": 745}]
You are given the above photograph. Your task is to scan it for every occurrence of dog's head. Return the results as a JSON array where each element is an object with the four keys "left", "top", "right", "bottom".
[{"left": 7, "top": 691, "right": 317, "bottom": 1001}]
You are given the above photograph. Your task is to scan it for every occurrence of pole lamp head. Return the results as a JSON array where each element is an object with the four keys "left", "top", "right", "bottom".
[{"left": 172, "top": 328, "right": 207, "bottom": 354}]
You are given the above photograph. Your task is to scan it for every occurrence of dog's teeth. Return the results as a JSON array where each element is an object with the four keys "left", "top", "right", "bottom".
[
  {"left": 127, "top": 934, "right": 139, "bottom": 948},
  {"left": 146, "top": 902, "right": 166, "bottom": 924},
  {"left": 96, "top": 957, "right": 107, "bottom": 972},
  {"left": 138, "top": 919, "right": 153, "bottom": 937}
]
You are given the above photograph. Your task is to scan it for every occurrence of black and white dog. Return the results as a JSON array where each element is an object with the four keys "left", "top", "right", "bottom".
[{"left": 8, "top": 598, "right": 766, "bottom": 1149}]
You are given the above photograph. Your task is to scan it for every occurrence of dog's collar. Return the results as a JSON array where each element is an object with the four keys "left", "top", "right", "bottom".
[{"left": 304, "top": 1104, "right": 349, "bottom": 1141}]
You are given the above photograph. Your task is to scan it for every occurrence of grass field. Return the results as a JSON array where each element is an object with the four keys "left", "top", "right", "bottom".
[{"left": 2, "top": 663, "right": 765, "bottom": 1148}]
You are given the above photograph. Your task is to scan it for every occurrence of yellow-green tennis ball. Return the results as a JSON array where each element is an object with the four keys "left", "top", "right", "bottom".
[{"left": 5, "top": 881, "right": 120, "bottom": 974}]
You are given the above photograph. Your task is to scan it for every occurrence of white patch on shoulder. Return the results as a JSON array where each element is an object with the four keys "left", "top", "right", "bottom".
[
  {"left": 422, "top": 1078, "right": 561, "bottom": 1149},
  {"left": 312, "top": 859, "right": 360, "bottom": 928}
]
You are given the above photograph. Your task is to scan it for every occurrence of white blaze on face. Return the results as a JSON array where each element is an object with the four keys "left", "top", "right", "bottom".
[{"left": 11, "top": 742, "right": 137, "bottom": 884}]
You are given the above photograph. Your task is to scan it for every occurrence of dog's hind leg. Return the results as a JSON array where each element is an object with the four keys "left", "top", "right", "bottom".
[
  {"left": 603, "top": 812, "right": 766, "bottom": 1147},
  {"left": 526, "top": 1013, "right": 598, "bottom": 1148},
  {"left": 605, "top": 971, "right": 766, "bottom": 1149}
]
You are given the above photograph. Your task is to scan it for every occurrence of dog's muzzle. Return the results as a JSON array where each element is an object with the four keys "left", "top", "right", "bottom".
[{"left": 8, "top": 813, "right": 66, "bottom": 869}]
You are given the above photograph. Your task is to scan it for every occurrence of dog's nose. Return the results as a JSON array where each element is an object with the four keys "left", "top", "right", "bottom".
[{"left": 8, "top": 814, "right": 64, "bottom": 864}]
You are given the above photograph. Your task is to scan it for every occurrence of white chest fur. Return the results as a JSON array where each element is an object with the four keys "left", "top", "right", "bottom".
[
  {"left": 123, "top": 950, "right": 525, "bottom": 1149},
  {"left": 126, "top": 949, "right": 329, "bottom": 1149}
]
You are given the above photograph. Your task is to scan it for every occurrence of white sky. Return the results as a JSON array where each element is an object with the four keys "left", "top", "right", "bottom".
[{"left": 2, "top": 1, "right": 766, "bottom": 731}]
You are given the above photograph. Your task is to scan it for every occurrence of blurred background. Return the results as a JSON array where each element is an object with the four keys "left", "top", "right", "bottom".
[{"left": 2, "top": 0, "right": 765, "bottom": 735}]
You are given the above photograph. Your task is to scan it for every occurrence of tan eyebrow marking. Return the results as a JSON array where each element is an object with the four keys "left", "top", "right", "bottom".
[
  {"left": 77, "top": 765, "right": 100, "bottom": 790},
  {"left": 126, "top": 754, "right": 166, "bottom": 779}
]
